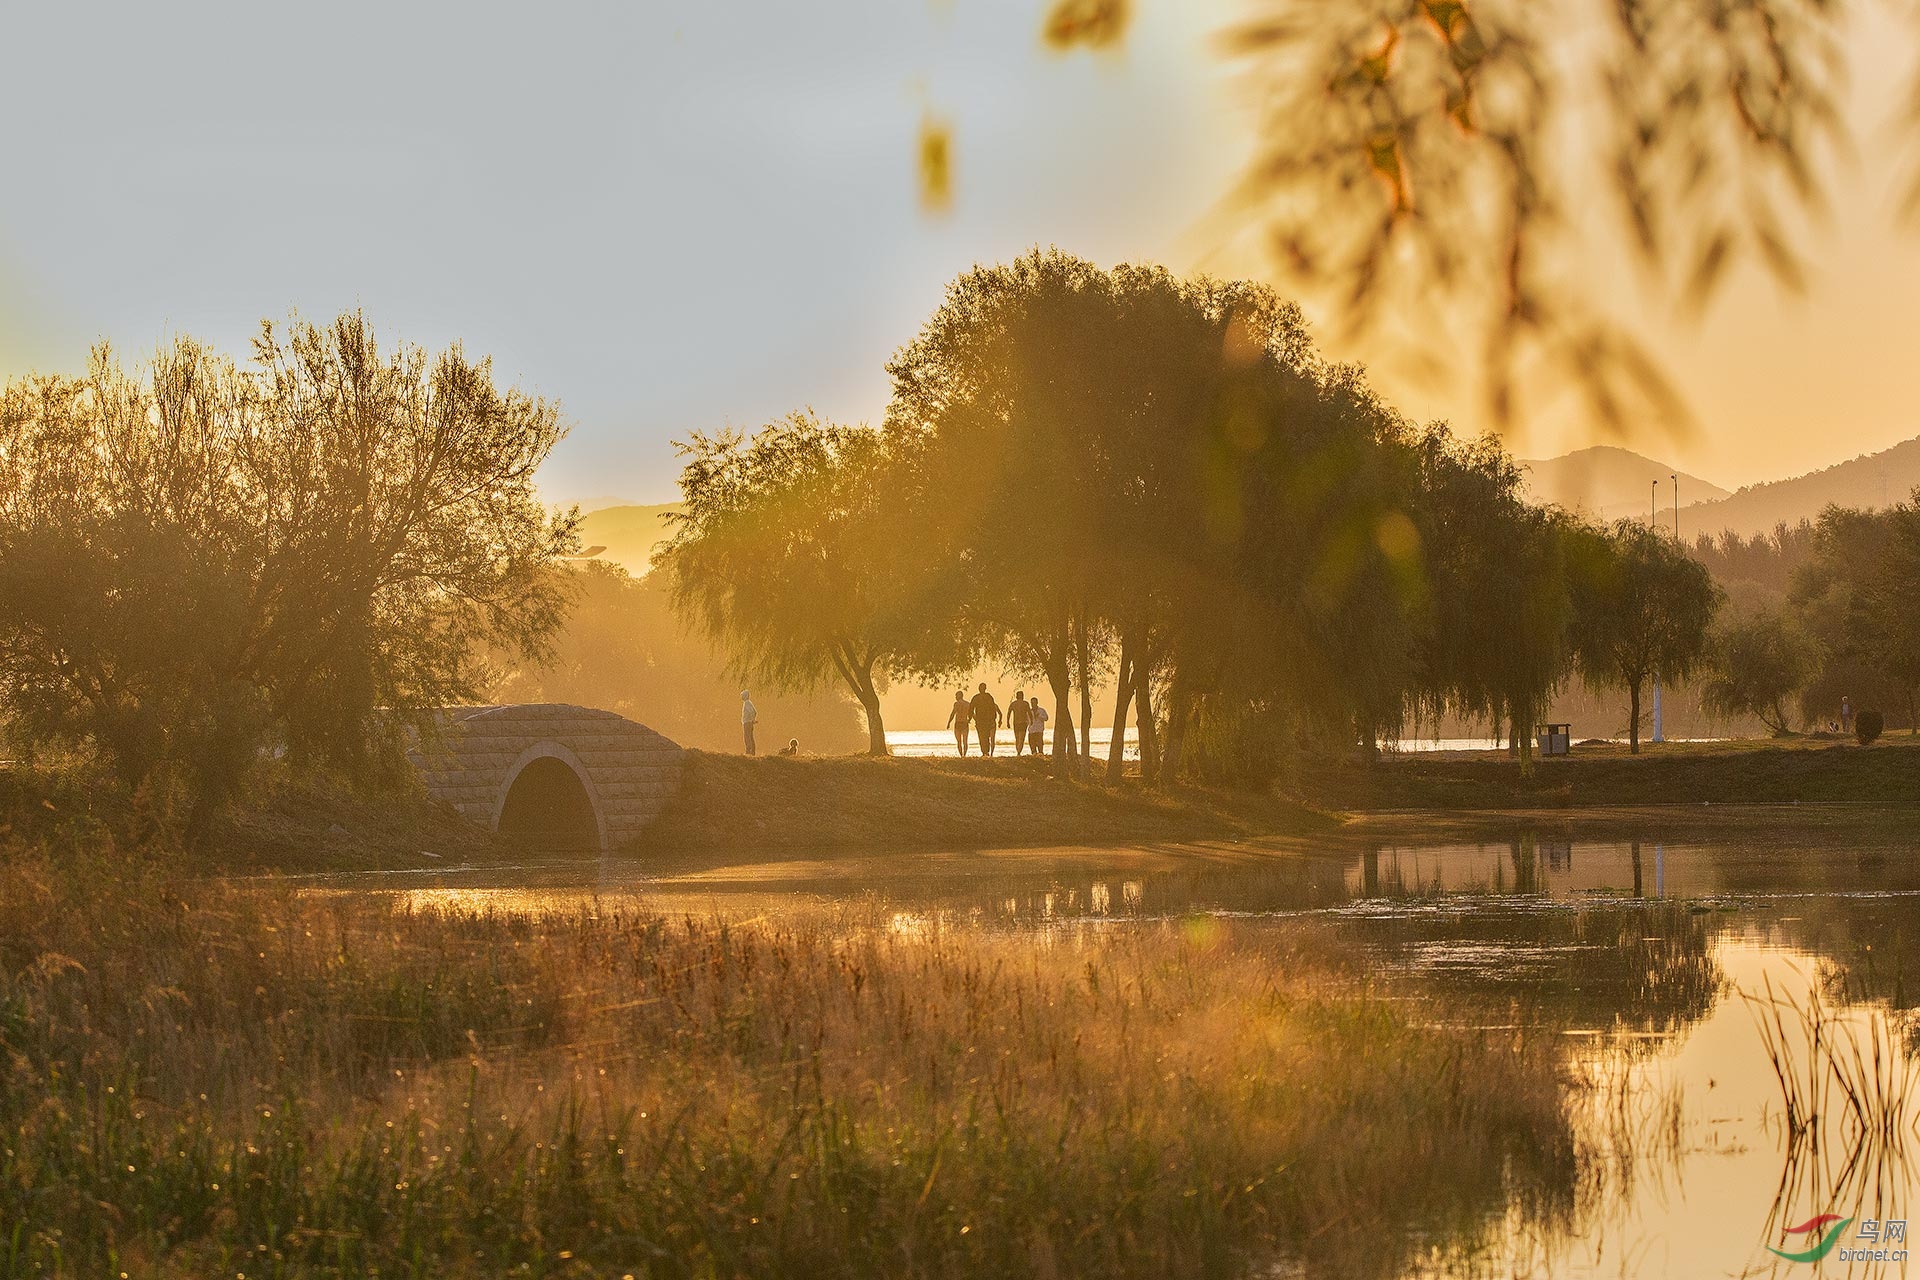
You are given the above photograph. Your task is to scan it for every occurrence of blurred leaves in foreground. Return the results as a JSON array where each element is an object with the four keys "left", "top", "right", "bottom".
[
  {"left": 1045, "top": 0, "right": 1134, "bottom": 51},
  {"left": 918, "top": 112, "right": 954, "bottom": 213},
  {"left": 1012, "top": 1, "right": 1904, "bottom": 440},
  {"left": 1219, "top": 0, "right": 1856, "bottom": 435}
]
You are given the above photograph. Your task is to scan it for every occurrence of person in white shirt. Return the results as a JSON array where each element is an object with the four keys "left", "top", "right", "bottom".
[
  {"left": 1027, "top": 701, "right": 1048, "bottom": 756},
  {"left": 740, "top": 690, "right": 758, "bottom": 755}
]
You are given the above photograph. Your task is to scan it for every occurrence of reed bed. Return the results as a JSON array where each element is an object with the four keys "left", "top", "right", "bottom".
[{"left": 0, "top": 847, "right": 1575, "bottom": 1278}]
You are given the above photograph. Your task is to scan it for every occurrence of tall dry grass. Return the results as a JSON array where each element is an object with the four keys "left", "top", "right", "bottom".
[{"left": 0, "top": 845, "right": 1574, "bottom": 1278}]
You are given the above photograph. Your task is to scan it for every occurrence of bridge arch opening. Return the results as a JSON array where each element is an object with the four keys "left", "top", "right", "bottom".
[{"left": 497, "top": 753, "right": 602, "bottom": 850}]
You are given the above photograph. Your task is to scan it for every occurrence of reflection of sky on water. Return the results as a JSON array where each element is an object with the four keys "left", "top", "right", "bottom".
[
  {"left": 305, "top": 821, "right": 1920, "bottom": 1279},
  {"left": 1441, "top": 941, "right": 1919, "bottom": 1280}
]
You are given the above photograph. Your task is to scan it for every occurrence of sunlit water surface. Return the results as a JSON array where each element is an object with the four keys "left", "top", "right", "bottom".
[{"left": 296, "top": 820, "right": 1920, "bottom": 1278}]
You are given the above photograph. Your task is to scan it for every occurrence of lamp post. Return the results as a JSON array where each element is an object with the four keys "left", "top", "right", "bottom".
[{"left": 1647, "top": 480, "right": 1663, "bottom": 745}]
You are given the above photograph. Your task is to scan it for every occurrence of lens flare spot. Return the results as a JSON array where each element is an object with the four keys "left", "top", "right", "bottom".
[{"left": 918, "top": 115, "right": 954, "bottom": 214}]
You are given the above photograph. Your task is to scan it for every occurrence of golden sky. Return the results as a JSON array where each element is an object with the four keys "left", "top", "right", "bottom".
[{"left": 2, "top": 1, "right": 1916, "bottom": 495}]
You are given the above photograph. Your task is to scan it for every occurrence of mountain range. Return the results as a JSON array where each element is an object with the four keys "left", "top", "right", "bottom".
[
  {"left": 576, "top": 501, "right": 681, "bottom": 573},
  {"left": 1523, "top": 437, "right": 1920, "bottom": 538},
  {"left": 1517, "top": 446, "right": 1729, "bottom": 522}
]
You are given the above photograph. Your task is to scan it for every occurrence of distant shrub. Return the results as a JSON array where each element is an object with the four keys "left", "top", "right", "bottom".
[{"left": 1856, "top": 710, "right": 1884, "bottom": 745}]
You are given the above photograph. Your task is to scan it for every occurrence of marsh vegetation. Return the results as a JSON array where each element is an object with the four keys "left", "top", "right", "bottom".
[{"left": 0, "top": 847, "right": 1575, "bottom": 1279}]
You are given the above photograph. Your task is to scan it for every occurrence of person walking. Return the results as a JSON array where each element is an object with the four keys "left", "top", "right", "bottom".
[
  {"left": 969, "top": 683, "right": 1002, "bottom": 757},
  {"left": 1008, "top": 690, "right": 1031, "bottom": 756},
  {"left": 1027, "top": 699, "right": 1048, "bottom": 757},
  {"left": 945, "top": 690, "right": 972, "bottom": 756},
  {"left": 740, "top": 690, "right": 758, "bottom": 755}
]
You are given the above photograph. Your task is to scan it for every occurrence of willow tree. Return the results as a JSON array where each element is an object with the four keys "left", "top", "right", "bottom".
[
  {"left": 884, "top": 250, "right": 1119, "bottom": 768},
  {"left": 1567, "top": 519, "right": 1722, "bottom": 751},
  {"left": 657, "top": 412, "right": 961, "bottom": 755},
  {"left": 888, "top": 249, "right": 1422, "bottom": 784},
  {"left": 1701, "top": 605, "right": 1818, "bottom": 736},
  {"left": 1408, "top": 427, "right": 1575, "bottom": 773}
]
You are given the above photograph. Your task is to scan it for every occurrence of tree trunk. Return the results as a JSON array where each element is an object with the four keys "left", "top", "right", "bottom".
[
  {"left": 835, "top": 651, "right": 890, "bottom": 756},
  {"left": 1161, "top": 669, "right": 1191, "bottom": 783},
  {"left": 1072, "top": 611, "right": 1093, "bottom": 766},
  {"left": 1628, "top": 680, "right": 1642, "bottom": 754},
  {"left": 1136, "top": 672, "right": 1161, "bottom": 785},
  {"left": 858, "top": 676, "right": 888, "bottom": 756},
  {"left": 1105, "top": 641, "right": 1135, "bottom": 784},
  {"left": 1046, "top": 628, "right": 1076, "bottom": 770}
]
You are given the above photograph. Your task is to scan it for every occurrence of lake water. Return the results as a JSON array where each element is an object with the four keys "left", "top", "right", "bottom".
[
  {"left": 886, "top": 726, "right": 1141, "bottom": 757},
  {"left": 885, "top": 729, "right": 1726, "bottom": 757},
  {"left": 299, "top": 814, "right": 1920, "bottom": 1278}
]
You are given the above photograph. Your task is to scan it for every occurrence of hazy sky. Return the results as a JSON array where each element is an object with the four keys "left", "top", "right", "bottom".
[{"left": 4, "top": 1, "right": 1918, "bottom": 499}]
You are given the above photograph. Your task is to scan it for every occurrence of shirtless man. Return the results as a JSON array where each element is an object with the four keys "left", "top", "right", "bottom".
[
  {"left": 1007, "top": 690, "right": 1031, "bottom": 756},
  {"left": 969, "top": 683, "right": 1002, "bottom": 757}
]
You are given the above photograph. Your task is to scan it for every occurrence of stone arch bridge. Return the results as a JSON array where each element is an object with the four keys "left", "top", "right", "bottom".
[{"left": 407, "top": 704, "right": 685, "bottom": 851}]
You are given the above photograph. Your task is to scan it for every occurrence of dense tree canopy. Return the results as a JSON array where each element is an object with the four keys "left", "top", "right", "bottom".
[
  {"left": 1405, "top": 429, "right": 1579, "bottom": 769},
  {"left": 1789, "top": 496, "right": 1920, "bottom": 733},
  {"left": 0, "top": 315, "right": 576, "bottom": 836},
  {"left": 1701, "top": 604, "right": 1819, "bottom": 737},
  {"left": 1567, "top": 520, "right": 1721, "bottom": 752},
  {"left": 655, "top": 412, "right": 968, "bottom": 754}
]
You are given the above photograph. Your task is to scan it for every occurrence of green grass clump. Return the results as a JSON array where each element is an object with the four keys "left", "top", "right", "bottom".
[{"left": 0, "top": 846, "right": 1573, "bottom": 1278}]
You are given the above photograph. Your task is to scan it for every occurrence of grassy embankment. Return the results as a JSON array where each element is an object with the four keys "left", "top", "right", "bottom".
[
  {"left": 637, "top": 750, "right": 1336, "bottom": 857},
  {"left": 17, "top": 734, "right": 1910, "bottom": 875},
  {"left": 0, "top": 845, "right": 1575, "bottom": 1279},
  {"left": 5, "top": 749, "right": 1335, "bottom": 874},
  {"left": 1294, "top": 735, "right": 1920, "bottom": 813},
  {"left": 0, "top": 764, "right": 502, "bottom": 874}
]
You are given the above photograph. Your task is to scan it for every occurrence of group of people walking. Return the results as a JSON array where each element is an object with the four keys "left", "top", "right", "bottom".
[
  {"left": 946, "top": 683, "right": 1048, "bottom": 757},
  {"left": 741, "top": 683, "right": 1050, "bottom": 758}
]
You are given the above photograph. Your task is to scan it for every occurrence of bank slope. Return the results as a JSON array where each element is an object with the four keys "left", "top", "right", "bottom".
[{"left": 634, "top": 750, "right": 1335, "bottom": 854}]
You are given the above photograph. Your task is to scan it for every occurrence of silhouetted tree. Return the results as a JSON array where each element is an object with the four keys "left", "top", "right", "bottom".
[
  {"left": 887, "top": 250, "right": 1422, "bottom": 785},
  {"left": 1567, "top": 520, "right": 1721, "bottom": 752},
  {"left": 1791, "top": 496, "right": 1920, "bottom": 734},
  {"left": 0, "top": 315, "right": 575, "bottom": 837},
  {"left": 1701, "top": 605, "right": 1818, "bottom": 736},
  {"left": 658, "top": 413, "right": 964, "bottom": 755},
  {"left": 1407, "top": 428, "right": 1574, "bottom": 773}
]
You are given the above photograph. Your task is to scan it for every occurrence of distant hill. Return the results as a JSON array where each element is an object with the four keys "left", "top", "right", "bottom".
[
  {"left": 577, "top": 502, "right": 682, "bottom": 574},
  {"left": 1517, "top": 445, "right": 1729, "bottom": 522},
  {"left": 1677, "top": 436, "right": 1920, "bottom": 538},
  {"left": 572, "top": 494, "right": 646, "bottom": 514}
]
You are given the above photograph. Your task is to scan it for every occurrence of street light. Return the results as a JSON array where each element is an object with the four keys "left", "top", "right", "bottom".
[{"left": 1650, "top": 479, "right": 1666, "bottom": 744}]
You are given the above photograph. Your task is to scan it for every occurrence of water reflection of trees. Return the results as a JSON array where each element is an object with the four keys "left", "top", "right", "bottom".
[{"left": 1339, "top": 902, "right": 1722, "bottom": 1040}]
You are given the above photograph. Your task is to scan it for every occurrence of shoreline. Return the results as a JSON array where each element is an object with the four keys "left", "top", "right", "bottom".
[{"left": 17, "top": 737, "right": 1913, "bottom": 877}]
